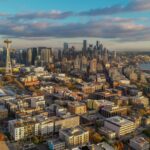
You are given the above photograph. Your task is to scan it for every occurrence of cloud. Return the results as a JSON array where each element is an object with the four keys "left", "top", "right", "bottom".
[
  {"left": 0, "top": 12, "right": 8, "bottom": 17},
  {"left": 79, "top": 0, "right": 150, "bottom": 16},
  {"left": 0, "top": 17, "right": 150, "bottom": 42},
  {"left": 9, "top": 10, "right": 74, "bottom": 20},
  {"left": 0, "top": 0, "right": 150, "bottom": 43},
  {"left": 1, "top": 0, "right": 150, "bottom": 22}
]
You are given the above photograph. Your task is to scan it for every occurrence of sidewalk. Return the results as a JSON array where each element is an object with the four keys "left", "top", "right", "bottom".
[{"left": 0, "top": 141, "right": 9, "bottom": 150}]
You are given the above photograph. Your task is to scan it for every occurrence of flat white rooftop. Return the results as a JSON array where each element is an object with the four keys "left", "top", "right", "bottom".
[{"left": 106, "top": 116, "right": 134, "bottom": 127}]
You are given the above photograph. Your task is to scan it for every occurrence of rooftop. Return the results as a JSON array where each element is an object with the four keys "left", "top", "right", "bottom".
[
  {"left": 0, "top": 89, "right": 6, "bottom": 97},
  {"left": 106, "top": 116, "right": 134, "bottom": 127},
  {"left": 130, "top": 137, "right": 149, "bottom": 146},
  {"left": 60, "top": 126, "right": 87, "bottom": 136},
  {"left": 0, "top": 105, "right": 7, "bottom": 111},
  {"left": 68, "top": 101, "right": 86, "bottom": 107}
]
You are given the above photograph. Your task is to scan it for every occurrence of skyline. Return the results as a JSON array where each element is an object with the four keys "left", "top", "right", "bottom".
[{"left": 0, "top": 0, "right": 150, "bottom": 51}]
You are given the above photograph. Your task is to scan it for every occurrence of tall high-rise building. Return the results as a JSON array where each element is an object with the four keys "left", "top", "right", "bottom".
[
  {"left": 103, "top": 48, "right": 108, "bottom": 63},
  {"left": 64, "top": 43, "right": 69, "bottom": 50},
  {"left": 96, "top": 41, "right": 100, "bottom": 49},
  {"left": 113, "top": 51, "right": 117, "bottom": 60},
  {"left": 89, "top": 58, "right": 97, "bottom": 73},
  {"left": 0, "top": 48, "right": 6, "bottom": 66},
  {"left": 74, "top": 56, "right": 81, "bottom": 70},
  {"left": 27, "top": 48, "right": 32, "bottom": 66},
  {"left": 41, "top": 48, "right": 53, "bottom": 65},
  {"left": 58, "top": 50, "right": 62, "bottom": 61},
  {"left": 32, "top": 48, "right": 38, "bottom": 65},
  {"left": 81, "top": 56, "right": 87, "bottom": 72},
  {"left": 83, "top": 40, "right": 87, "bottom": 52},
  {"left": 22, "top": 50, "right": 27, "bottom": 65},
  {"left": 37, "top": 47, "right": 46, "bottom": 55}
]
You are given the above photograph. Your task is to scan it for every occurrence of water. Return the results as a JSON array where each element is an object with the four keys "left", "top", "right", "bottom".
[{"left": 140, "top": 63, "right": 150, "bottom": 71}]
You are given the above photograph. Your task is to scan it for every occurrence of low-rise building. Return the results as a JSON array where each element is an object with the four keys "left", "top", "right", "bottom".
[
  {"left": 130, "top": 137, "right": 149, "bottom": 150},
  {"left": 100, "top": 105, "right": 128, "bottom": 117},
  {"left": 36, "top": 115, "right": 54, "bottom": 136},
  {"left": 130, "top": 96, "right": 149, "bottom": 108},
  {"left": 93, "top": 92, "right": 118, "bottom": 101},
  {"left": 87, "top": 99, "right": 114, "bottom": 111},
  {"left": 8, "top": 119, "right": 25, "bottom": 141},
  {"left": 99, "top": 127, "right": 116, "bottom": 139},
  {"left": 0, "top": 105, "right": 8, "bottom": 120},
  {"left": 59, "top": 126, "right": 89, "bottom": 147},
  {"left": 104, "top": 116, "right": 135, "bottom": 137},
  {"left": 48, "top": 139, "right": 66, "bottom": 150},
  {"left": 68, "top": 102, "right": 87, "bottom": 115},
  {"left": 142, "top": 116, "right": 150, "bottom": 126},
  {"left": 30, "top": 96, "right": 45, "bottom": 108},
  {"left": 54, "top": 115, "right": 80, "bottom": 132},
  {"left": 21, "top": 75, "right": 39, "bottom": 86},
  {"left": 8, "top": 115, "right": 54, "bottom": 141},
  {"left": 77, "top": 83, "right": 103, "bottom": 94}
]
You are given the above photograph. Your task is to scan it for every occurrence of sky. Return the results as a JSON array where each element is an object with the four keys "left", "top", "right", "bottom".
[{"left": 0, "top": 0, "right": 150, "bottom": 51}]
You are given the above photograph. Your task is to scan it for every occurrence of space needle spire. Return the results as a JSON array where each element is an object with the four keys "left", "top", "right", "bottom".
[{"left": 4, "top": 39, "right": 12, "bottom": 75}]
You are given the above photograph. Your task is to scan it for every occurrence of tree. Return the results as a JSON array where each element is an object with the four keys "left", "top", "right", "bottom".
[
  {"left": 95, "top": 120, "right": 103, "bottom": 129},
  {"left": 0, "top": 133, "right": 5, "bottom": 141},
  {"left": 32, "top": 136, "right": 39, "bottom": 144},
  {"left": 29, "top": 86, "right": 36, "bottom": 92},
  {"left": 114, "top": 141, "right": 124, "bottom": 150},
  {"left": 139, "top": 109, "right": 146, "bottom": 116},
  {"left": 39, "top": 136, "right": 45, "bottom": 143},
  {"left": 92, "top": 133, "right": 103, "bottom": 144},
  {"left": 143, "top": 128, "right": 150, "bottom": 138}
]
